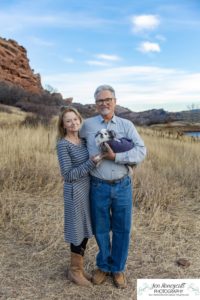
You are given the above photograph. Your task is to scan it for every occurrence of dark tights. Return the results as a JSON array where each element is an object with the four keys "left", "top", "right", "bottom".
[{"left": 70, "top": 238, "right": 88, "bottom": 256}]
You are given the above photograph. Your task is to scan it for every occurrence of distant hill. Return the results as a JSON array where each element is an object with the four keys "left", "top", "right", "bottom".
[
  {"left": 72, "top": 103, "right": 200, "bottom": 126},
  {"left": 0, "top": 80, "right": 200, "bottom": 126}
]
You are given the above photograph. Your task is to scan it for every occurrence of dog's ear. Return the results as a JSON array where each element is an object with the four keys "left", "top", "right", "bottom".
[
  {"left": 109, "top": 130, "right": 116, "bottom": 139},
  {"left": 95, "top": 131, "right": 101, "bottom": 138}
]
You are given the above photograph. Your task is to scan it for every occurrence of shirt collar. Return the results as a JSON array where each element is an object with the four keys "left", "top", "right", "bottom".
[{"left": 99, "top": 114, "right": 116, "bottom": 124}]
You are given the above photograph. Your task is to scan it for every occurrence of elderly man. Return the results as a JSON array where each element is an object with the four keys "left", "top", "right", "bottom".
[{"left": 81, "top": 85, "right": 146, "bottom": 288}]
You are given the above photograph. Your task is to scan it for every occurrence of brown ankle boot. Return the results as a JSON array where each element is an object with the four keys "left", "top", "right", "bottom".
[
  {"left": 82, "top": 270, "right": 92, "bottom": 281},
  {"left": 78, "top": 247, "right": 92, "bottom": 281},
  {"left": 68, "top": 252, "right": 92, "bottom": 287},
  {"left": 92, "top": 269, "right": 109, "bottom": 285},
  {"left": 112, "top": 272, "right": 127, "bottom": 289}
]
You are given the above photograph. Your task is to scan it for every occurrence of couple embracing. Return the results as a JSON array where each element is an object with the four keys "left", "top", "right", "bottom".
[{"left": 56, "top": 85, "right": 146, "bottom": 289}]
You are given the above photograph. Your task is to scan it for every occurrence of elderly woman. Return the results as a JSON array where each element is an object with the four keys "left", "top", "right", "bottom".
[{"left": 56, "top": 107, "right": 101, "bottom": 287}]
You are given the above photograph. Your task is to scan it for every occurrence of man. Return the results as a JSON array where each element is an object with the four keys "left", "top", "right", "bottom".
[{"left": 81, "top": 85, "right": 146, "bottom": 288}]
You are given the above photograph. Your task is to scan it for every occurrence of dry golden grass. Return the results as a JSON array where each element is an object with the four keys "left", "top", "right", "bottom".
[
  {"left": 0, "top": 115, "right": 200, "bottom": 300},
  {"left": 0, "top": 104, "right": 29, "bottom": 127}
]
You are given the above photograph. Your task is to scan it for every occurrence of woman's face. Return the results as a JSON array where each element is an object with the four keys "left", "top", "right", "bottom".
[{"left": 63, "top": 111, "right": 81, "bottom": 134}]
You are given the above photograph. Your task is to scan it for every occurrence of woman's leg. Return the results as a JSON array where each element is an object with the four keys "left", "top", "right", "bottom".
[
  {"left": 70, "top": 238, "right": 88, "bottom": 256},
  {"left": 68, "top": 238, "right": 92, "bottom": 286}
]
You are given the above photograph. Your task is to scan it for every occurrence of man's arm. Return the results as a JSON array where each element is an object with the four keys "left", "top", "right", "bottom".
[{"left": 114, "top": 122, "right": 146, "bottom": 165}]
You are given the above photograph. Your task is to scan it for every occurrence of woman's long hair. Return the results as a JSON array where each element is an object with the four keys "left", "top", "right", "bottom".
[{"left": 57, "top": 106, "right": 83, "bottom": 140}]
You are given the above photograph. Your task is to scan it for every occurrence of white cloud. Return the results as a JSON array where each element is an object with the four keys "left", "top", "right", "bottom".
[
  {"left": 86, "top": 60, "right": 110, "bottom": 66},
  {"left": 132, "top": 14, "right": 160, "bottom": 33},
  {"left": 41, "top": 66, "right": 200, "bottom": 112},
  {"left": 137, "top": 41, "right": 161, "bottom": 53},
  {"left": 86, "top": 54, "right": 121, "bottom": 67},
  {"left": 96, "top": 54, "right": 121, "bottom": 61}
]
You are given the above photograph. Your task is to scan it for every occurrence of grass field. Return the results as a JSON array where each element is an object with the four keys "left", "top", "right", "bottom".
[{"left": 0, "top": 110, "right": 200, "bottom": 300}]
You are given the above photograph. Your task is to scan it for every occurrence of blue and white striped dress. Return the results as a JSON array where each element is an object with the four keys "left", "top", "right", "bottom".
[{"left": 56, "top": 138, "right": 95, "bottom": 246}]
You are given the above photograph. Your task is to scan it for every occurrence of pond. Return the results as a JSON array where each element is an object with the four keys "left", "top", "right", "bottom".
[{"left": 184, "top": 131, "right": 200, "bottom": 138}]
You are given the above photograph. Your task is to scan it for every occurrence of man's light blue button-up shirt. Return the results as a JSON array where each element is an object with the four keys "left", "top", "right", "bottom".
[{"left": 80, "top": 114, "right": 146, "bottom": 180}]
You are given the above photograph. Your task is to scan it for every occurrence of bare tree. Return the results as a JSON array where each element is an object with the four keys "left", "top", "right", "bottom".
[
  {"left": 187, "top": 103, "right": 200, "bottom": 111},
  {"left": 44, "top": 84, "right": 58, "bottom": 94},
  {"left": 186, "top": 103, "right": 200, "bottom": 123}
]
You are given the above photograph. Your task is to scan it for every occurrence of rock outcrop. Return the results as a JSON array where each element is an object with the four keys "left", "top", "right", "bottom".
[
  {"left": 72, "top": 103, "right": 200, "bottom": 126},
  {"left": 117, "top": 108, "right": 179, "bottom": 125},
  {"left": 0, "top": 37, "right": 42, "bottom": 93}
]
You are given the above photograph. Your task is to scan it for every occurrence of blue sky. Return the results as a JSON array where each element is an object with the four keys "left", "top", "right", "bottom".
[{"left": 1, "top": 0, "right": 200, "bottom": 112}]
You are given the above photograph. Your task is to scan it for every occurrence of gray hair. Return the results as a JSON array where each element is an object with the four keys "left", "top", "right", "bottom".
[{"left": 94, "top": 84, "right": 116, "bottom": 100}]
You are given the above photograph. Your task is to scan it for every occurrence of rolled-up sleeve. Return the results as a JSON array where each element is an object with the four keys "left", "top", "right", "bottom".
[{"left": 115, "top": 123, "right": 146, "bottom": 165}]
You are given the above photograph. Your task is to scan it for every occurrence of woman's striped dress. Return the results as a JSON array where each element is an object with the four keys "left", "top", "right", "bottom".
[{"left": 56, "top": 138, "right": 95, "bottom": 246}]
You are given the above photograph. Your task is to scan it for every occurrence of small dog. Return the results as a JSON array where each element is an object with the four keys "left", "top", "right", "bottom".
[{"left": 95, "top": 129, "right": 134, "bottom": 153}]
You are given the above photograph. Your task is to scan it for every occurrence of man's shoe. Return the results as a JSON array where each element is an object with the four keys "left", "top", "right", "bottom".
[
  {"left": 92, "top": 269, "right": 109, "bottom": 285},
  {"left": 112, "top": 272, "right": 127, "bottom": 289}
]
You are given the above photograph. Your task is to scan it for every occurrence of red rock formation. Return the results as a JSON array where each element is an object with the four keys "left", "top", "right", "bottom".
[{"left": 0, "top": 37, "right": 43, "bottom": 93}]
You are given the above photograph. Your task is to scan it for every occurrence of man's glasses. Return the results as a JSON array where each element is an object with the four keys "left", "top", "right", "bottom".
[{"left": 96, "top": 98, "right": 113, "bottom": 105}]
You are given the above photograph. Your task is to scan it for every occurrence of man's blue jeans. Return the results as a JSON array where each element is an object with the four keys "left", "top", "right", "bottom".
[{"left": 90, "top": 175, "right": 133, "bottom": 273}]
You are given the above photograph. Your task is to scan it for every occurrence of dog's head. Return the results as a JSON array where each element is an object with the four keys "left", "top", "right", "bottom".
[{"left": 95, "top": 129, "right": 116, "bottom": 146}]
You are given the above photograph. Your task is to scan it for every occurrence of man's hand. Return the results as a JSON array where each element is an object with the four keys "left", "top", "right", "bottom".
[{"left": 103, "top": 143, "right": 116, "bottom": 161}]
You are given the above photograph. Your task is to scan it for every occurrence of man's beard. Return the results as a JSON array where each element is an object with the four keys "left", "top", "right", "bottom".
[{"left": 99, "top": 108, "right": 111, "bottom": 115}]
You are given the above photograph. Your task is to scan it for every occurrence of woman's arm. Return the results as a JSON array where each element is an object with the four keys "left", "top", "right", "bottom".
[{"left": 56, "top": 141, "right": 96, "bottom": 182}]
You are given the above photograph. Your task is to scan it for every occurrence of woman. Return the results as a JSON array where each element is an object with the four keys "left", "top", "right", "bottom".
[{"left": 56, "top": 107, "right": 101, "bottom": 287}]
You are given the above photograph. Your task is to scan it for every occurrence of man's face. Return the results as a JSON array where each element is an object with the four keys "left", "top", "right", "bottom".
[{"left": 95, "top": 90, "right": 116, "bottom": 117}]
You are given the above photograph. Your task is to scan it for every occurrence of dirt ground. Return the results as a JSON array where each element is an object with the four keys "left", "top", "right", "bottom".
[{"left": 1, "top": 189, "right": 200, "bottom": 300}]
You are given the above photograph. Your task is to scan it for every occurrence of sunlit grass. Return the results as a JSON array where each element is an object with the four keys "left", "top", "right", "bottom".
[{"left": 0, "top": 119, "right": 200, "bottom": 299}]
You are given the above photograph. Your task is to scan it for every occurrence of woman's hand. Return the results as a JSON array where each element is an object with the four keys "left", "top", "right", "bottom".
[{"left": 91, "top": 154, "right": 105, "bottom": 164}]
